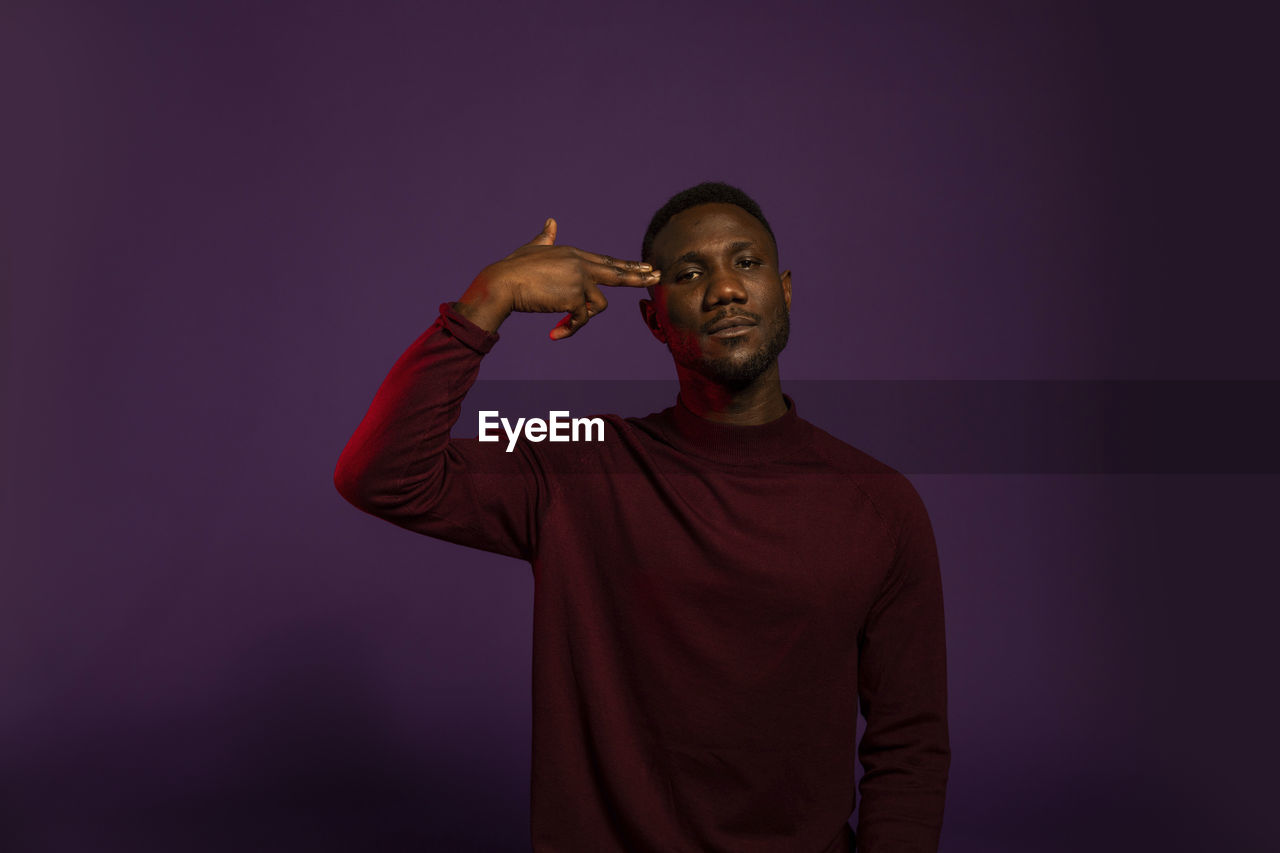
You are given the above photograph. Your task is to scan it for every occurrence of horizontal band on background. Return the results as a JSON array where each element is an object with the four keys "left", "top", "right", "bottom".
[{"left": 453, "top": 380, "right": 1280, "bottom": 474}]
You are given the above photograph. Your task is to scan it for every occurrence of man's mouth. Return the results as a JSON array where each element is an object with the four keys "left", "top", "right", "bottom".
[{"left": 704, "top": 315, "right": 758, "bottom": 337}]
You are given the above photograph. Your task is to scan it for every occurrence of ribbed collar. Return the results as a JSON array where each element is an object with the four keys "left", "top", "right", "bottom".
[{"left": 656, "top": 392, "right": 812, "bottom": 465}]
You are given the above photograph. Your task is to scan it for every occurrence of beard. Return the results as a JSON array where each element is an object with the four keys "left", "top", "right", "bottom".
[{"left": 671, "top": 308, "right": 791, "bottom": 390}]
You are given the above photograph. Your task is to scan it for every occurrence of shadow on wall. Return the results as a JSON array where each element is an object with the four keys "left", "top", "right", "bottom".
[{"left": 2, "top": 623, "right": 528, "bottom": 853}]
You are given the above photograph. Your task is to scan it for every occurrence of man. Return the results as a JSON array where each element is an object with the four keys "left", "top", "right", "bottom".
[{"left": 334, "top": 182, "right": 950, "bottom": 852}]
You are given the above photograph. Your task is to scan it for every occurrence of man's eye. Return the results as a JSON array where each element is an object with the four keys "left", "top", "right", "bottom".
[
  {"left": 737, "top": 258, "right": 761, "bottom": 268},
  {"left": 676, "top": 270, "right": 700, "bottom": 282}
]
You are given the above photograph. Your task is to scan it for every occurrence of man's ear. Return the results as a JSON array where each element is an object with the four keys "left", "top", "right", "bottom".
[
  {"left": 781, "top": 269, "right": 792, "bottom": 311},
  {"left": 638, "top": 297, "right": 667, "bottom": 343}
]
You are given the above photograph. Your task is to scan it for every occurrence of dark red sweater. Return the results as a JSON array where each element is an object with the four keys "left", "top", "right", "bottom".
[{"left": 334, "top": 303, "right": 950, "bottom": 852}]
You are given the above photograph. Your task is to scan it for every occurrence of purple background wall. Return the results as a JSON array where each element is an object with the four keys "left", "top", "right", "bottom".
[{"left": 4, "top": 1, "right": 1276, "bottom": 851}]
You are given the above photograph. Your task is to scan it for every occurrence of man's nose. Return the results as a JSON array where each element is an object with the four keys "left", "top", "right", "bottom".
[{"left": 703, "top": 265, "right": 748, "bottom": 307}]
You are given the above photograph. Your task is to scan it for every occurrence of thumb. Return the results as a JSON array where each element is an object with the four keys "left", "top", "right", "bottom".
[{"left": 530, "top": 217, "right": 557, "bottom": 246}]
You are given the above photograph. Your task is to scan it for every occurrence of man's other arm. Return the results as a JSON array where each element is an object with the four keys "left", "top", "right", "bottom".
[{"left": 855, "top": 481, "right": 951, "bottom": 852}]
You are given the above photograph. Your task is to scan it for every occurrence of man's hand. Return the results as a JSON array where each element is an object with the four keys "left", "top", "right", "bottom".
[{"left": 454, "top": 218, "right": 662, "bottom": 339}]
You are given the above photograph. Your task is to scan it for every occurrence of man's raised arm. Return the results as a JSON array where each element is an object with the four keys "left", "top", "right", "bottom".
[{"left": 332, "top": 218, "right": 660, "bottom": 558}]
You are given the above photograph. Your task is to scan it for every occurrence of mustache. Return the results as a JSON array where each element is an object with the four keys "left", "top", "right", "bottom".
[{"left": 700, "top": 311, "right": 761, "bottom": 334}]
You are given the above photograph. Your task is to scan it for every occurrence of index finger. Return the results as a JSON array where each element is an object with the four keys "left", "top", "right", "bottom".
[
  {"left": 576, "top": 249, "right": 652, "bottom": 274},
  {"left": 584, "top": 260, "right": 664, "bottom": 288}
]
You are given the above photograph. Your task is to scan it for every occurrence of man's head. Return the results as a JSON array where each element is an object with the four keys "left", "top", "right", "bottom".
[
  {"left": 640, "top": 182, "right": 778, "bottom": 268},
  {"left": 638, "top": 182, "right": 792, "bottom": 390}
]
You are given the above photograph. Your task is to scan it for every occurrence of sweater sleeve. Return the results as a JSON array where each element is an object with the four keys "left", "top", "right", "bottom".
[
  {"left": 333, "top": 302, "right": 547, "bottom": 561},
  {"left": 854, "top": 480, "right": 950, "bottom": 852}
]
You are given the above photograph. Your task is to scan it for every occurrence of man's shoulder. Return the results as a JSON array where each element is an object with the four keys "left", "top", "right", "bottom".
[
  {"left": 799, "top": 416, "right": 931, "bottom": 531},
  {"left": 801, "top": 416, "right": 898, "bottom": 475}
]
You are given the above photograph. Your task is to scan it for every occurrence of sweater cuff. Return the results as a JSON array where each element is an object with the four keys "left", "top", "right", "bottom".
[{"left": 439, "top": 302, "right": 500, "bottom": 354}]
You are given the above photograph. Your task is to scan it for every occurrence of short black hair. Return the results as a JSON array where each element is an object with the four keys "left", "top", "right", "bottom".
[{"left": 641, "top": 181, "right": 777, "bottom": 265}]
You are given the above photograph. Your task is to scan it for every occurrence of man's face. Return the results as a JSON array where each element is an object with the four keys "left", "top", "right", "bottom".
[{"left": 640, "top": 203, "right": 792, "bottom": 389}]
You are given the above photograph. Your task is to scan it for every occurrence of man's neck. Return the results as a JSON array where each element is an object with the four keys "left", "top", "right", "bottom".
[{"left": 675, "top": 364, "right": 788, "bottom": 426}]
